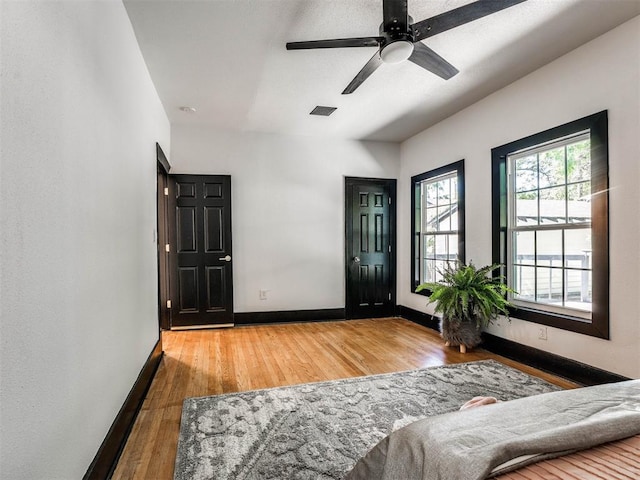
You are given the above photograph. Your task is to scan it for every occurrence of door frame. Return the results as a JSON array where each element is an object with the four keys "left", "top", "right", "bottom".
[
  {"left": 156, "top": 143, "right": 171, "bottom": 330},
  {"left": 344, "top": 176, "right": 397, "bottom": 319}
]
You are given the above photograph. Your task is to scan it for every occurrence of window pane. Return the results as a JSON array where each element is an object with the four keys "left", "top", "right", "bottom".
[
  {"left": 536, "top": 230, "right": 562, "bottom": 267},
  {"left": 512, "top": 265, "right": 535, "bottom": 301},
  {"left": 437, "top": 179, "right": 451, "bottom": 202},
  {"left": 425, "top": 207, "right": 438, "bottom": 232},
  {"left": 513, "top": 231, "right": 534, "bottom": 265},
  {"left": 437, "top": 206, "right": 451, "bottom": 231},
  {"left": 422, "top": 190, "right": 430, "bottom": 208},
  {"left": 449, "top": 210, "right": 458, "bottom": 230},
  {"left": 426, "top": 182, "right": 438, "bottom": 205},
  {"left": 565, "top": 269, "right": 592, "bottom": 311},
  {"left": 448, "top": 234, "right": 458, "bottom": 259},
  {"left": 423, "top": 234, "right": 435, "bottom": 257},
  {"left": 516, "top": 192, "right": 538, "bottom": 226},
  {"left": 435, "top": 235, "right": 447, "bottom": 259},
  {"left": 443, "top": 259, "right": 457, "bottom": 275},
  {"left": 450, "top": 177, "right": 458, "bottom": 202},
  {"left": 565, "top": 229, "right": 591, "bottom": 269},
  {"left": 424, "top": 259, "right": 436, "bottom": 283},
  {"left": 515, "top": 155, "right": 537, "bottom": 192},
  {"left": 536, "top": 267, "right": 563, "bottom": 305},
  {"left": 567, "top": 181, "right": 591, "bottom": 223},
  {"left": 567, "top": 139, "right": 590, "bottom": 183},
  {"left": 539, "top": 186, "right": 566, "bottom": 224},
  {"left": 538, "top": 147, "right": 566, "bottom": 188},
  {"left": 433, "top": 260, "right": 446, "bottom": 282}
]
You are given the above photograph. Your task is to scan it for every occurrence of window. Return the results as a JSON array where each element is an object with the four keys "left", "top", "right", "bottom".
[
  {"left": 492, "top": 111, "right": 609, "bottom": 338},
  {"left": 411, "top": 160, "right": 465, "bottom": 293}
]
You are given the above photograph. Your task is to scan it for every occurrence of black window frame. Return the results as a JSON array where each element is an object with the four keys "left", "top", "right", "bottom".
[
  {"left": 491, "top": 111, "right": 609, "bottom": 338},
  {"left": 411, "top": 160, "right": 465, "bottom": 295}
]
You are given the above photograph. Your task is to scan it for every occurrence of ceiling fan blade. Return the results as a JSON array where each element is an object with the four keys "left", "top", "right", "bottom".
[
  {"left": 412, "top": 0, "right": 528, "bottom": 42},
  {"left": 408, "top": 43, "right": 459, "bottom": 80},
  {"left": 286, "top": 37, "right": 382, "bottom": 50},
  {"left": 342, "top": 52, "right": 383, "bottom": 94},
  {"left": 382, "top": 0, "right": 408, "bottom": 32}
]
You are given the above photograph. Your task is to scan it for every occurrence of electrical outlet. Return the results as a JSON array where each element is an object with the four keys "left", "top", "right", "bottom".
[
  {"left": 259, "top": 289, "right": 268, "bottom": 300},
  {"left": 538, "top": 327, "right": 548, "bottom": 340}
]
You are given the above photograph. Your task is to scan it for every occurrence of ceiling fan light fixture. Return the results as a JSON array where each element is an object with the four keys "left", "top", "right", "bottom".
[{"left": 380, "top": 40, "right": 414, "bottom": 64}]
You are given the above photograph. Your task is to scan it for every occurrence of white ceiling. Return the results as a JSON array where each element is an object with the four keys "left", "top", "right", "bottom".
[{"left": 124, "top": 0, "right": 640, "bottom": 142}]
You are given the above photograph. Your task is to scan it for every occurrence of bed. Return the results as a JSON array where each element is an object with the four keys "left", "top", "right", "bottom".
[
  {"left": 492, "top": 434, "right": 639, "bottom": 479},
  {"left": 345, "top": 379, "right": 640, "bottom": 480}
]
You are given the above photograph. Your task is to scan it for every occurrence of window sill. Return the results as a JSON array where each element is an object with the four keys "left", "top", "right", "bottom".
[{"left": 508, "top": 304, "right": 608, "bottom": 339}]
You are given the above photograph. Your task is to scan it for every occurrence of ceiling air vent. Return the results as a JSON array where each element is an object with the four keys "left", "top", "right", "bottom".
[{"left": 310, "top": 106, "right": 337, "bottom": 116}]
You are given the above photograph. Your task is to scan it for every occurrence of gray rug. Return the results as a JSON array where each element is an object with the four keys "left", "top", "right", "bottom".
[{"left": 174, "top": 360, "right": 560, "bottom": 480}]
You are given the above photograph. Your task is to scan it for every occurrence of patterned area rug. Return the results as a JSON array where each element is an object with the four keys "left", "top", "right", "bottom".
[{"left": 174, "top": 360, "right": 560, "bottom": 480}]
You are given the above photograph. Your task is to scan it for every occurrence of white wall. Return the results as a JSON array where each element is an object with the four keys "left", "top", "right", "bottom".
[
  {"left": 171, "top": 126, "right": 399, "bottom": 312},
  {"left": 399, "top": 16, "right": 640, "bottom": 378},
  {"left": 0, "top": 1, "right": 170, "bottom": 478}
]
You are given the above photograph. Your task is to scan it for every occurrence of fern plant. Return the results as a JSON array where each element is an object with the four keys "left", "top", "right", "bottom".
[{"left": 416, "top": 262, "right": 515, "bottom": 328}]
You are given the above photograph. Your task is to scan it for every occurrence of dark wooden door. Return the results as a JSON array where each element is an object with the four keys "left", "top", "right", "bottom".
[
  {"left": 345, "top": 177, "right": 396, "bottom": 319},
  {"left": 169, "top": 175, "right": 234, "bottom": 328}
]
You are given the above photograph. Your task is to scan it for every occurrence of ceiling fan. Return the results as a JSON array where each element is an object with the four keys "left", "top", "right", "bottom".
[{"left": 286, "top": 0, "right": 527, "bottom": 94}]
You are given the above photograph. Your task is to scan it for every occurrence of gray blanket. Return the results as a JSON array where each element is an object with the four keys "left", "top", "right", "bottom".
[{"left": 345, "top": 379, "right": 640, "bottom": 480}]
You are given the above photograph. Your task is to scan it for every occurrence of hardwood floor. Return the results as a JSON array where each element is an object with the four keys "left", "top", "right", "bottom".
[{"left": 111, "top": 317, "right": 577, "bottom": 479}]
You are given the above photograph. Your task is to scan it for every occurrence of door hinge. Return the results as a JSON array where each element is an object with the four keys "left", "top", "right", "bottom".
[
  {"left": 164, "top": 187, "right": 169, "bottom": 196},
  {"left": 388, "top": 292, "right": 392, "bottom": 301},
  {"left": 166, "top": 300, "right": 172, "bottom": 309},
  {"left": 388, "top": 196, "right": 392, "bottom": 205},
  {"left": 165, "top": 243, "right": 170, "bottom": 253},
  {"left": 388, "top": 245, "right": 392, "bottom": 253}
]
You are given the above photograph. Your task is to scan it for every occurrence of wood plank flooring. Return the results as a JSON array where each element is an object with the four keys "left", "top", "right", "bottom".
[{"left": 111, "top": 317, "right": 577, "bottom": 480}]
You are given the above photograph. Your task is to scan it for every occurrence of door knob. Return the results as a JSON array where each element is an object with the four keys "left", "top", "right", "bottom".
[
  {"left": 353, "top": 256, "right": 360, "bottom": 263},
  {"left": 219, "top": 255, "right": 231, "bottom": 262}
]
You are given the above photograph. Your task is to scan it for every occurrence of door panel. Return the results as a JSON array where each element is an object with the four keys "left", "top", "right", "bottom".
[
  {"left": 177, "top": 206, "right": 197, "bottom": 252},
  {"left": 205, "top": 265, "right": 226, "bottom": 311},
  {"left": 346, "top": 178, "right": 396, "bottom": 318},
  {"left": 204, "top": 207, "right": 223, "bottom": 252},
  {"left": 170, "top": 175, "right": 233, "bottom": 328},
  {"left": 178, "top": 267, "right": 198, "bottom": 312}
]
